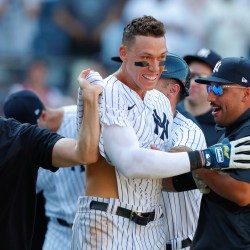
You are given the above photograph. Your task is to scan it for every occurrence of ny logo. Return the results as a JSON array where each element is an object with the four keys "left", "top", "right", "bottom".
[
  {"left": 153, "top": 109, "right": 169, "bottom": 140},
  {"left": 213, "top": 61, "right": 222, "bottom": 72},
  {"left": 197, "top": 48, "right": 210, "bottom": 58}
]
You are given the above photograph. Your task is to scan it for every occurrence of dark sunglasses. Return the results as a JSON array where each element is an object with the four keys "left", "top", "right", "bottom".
[{"left": 207, "top": 85, "right": 246, "bottom": 96}]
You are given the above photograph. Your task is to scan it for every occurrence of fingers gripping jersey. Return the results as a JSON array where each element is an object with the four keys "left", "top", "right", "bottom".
[
  {"left": 99, "top": 75, "right": 173, "bottom": 208},
  {"left": 161, "top": 111, "right": 207, "bottom": 248},
  {"left": 77, "top": 70, "right": 105, "bottom": 132}
]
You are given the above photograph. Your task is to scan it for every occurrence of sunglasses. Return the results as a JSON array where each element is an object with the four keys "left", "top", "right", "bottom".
[{"left": 207, "top": 85, "right": 246, "bottom": 96}]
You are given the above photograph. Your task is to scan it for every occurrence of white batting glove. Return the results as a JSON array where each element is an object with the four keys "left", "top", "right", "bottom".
[{"left": 189, "top": 136, "right": 250, "bottom": 170}]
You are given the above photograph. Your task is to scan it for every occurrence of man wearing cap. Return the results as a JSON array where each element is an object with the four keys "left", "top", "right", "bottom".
[
  {"left": 0, "top": 69, "right": 102, "bottom": 250},
  {"left": 178, "top": 48, "right": 224, "bottom": 146},
  {"left": 3, "top": 89, "right": 88, "bottom": 250},
  {"left": 155, "top": 53, "right": 206, "bottom": 250},
  {"left": 4, "top": 90, "right": 45, "bottom": 125},
  {"left": 4, "top": 90, "right": 48, "bottom": 250},
  {"left": 189, "top": 57, "right": 250, "bottom": 249}
]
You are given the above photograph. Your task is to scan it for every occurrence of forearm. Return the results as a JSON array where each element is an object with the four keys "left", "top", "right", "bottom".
[
  {"left": 195, "top": 169, "right": 250, "bottom": 206},
  {"left": 103, "top": 126, "right": 195, "bottom": 178},
  {"left": 75, "top": 69, "right": 103, "bottom": 164},
  {"left": 77, "top": 91, "right": 100, "bottom": 164}
]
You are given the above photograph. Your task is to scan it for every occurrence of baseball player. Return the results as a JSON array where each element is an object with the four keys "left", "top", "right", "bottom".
[
  {"left": 72, "top": 16, "right": 250, "bottom": 250},
  {"left": 0, "top": 74, "right": 102, "bottom": 250},
  {"left": 155, "top": 53, "right": 206, "bottom": 250},
  {"left": 36, "top": 105, "right": 85, "bottom": 250},
  {"left": 4, "top": 91, "right": 86, "bottom": 250}
]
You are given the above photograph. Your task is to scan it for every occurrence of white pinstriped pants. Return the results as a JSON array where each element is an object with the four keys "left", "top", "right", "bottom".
[
  {"left": 42, "top": 219, "right": 72, "bottom": 250},
  {"left": 71, "top": 196, "right": 166, "bottom": 250}
]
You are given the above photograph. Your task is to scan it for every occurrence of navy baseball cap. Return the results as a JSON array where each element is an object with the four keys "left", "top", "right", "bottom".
[
  {"left": 3, "top": 90, "right": 44, "bottom": 124},
  {"left": 195, "top": 57, "right": 250, "bottom": 86},
  {"left": 111, "top": 56, "right": 122, "bottom": 63},
  {"left": 184, "top": 48, "right": 221, "bottom": 70}
]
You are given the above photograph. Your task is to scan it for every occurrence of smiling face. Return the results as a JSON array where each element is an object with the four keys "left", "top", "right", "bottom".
[
  {"left": 207, "top": 83, "right": 250, "bottom": 127},
  {"left": 120, "top": 35, "right": 167, "bottom": 97}
]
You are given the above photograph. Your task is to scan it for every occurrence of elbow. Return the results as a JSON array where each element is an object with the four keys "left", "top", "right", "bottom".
[
  {"left": 116, "top": 162, "right": 140, "bottom": 178},
  {"left": 85, "top": 154, "right": 99, "bottom": 165},
  {"left": 233, "top": 194, "right": 250, "bottom": 207},
  {"left": 235, "top": 198, "right": 250, "bottom": 207},
  {"left": 119, "top": 165, "right": 135, "bottom": 178},
  {"left": 80, "top": 151, "right": 99, "bottom": 165}
]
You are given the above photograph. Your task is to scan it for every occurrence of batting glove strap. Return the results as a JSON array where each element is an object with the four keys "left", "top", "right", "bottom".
[
  {"left": 187, "top": 151, "right": 203, "bottom": 171},
  {"left": 201, "top": 136, "right": 250, "bottom": 170},
  {"left": 201, "top": 142, "right": 231, "bottom": 170}
]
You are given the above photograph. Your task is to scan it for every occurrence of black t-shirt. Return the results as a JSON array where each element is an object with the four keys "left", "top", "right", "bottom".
[
  {"left": 192, "top": 109, "right": 250, "bottom": 250},
  {"left": 0, "top": 118, "right": 62, "bottom": 250}
]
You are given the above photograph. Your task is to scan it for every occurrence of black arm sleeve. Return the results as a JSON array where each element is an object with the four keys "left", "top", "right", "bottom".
[{"left": 172, "top": 172, "right": 197, "bottom": 191}]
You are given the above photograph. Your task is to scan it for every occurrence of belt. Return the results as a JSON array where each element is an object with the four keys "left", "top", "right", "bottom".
[
  {"left": 166, "top": 238, "right": 192, "bottom": 250},
  {"left": 56, "top": 218, "right": 73, "bottom": 228},
  {"left": 90, "top": 200, "right": 155, "bottom": 226}
]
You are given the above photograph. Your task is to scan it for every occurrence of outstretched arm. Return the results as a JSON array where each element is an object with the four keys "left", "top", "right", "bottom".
[
  {"left": 52, "top": 69, "right": 102, "bottom": 167},
  {"left": 103, "top": 125, "right": 250, "bottom": 179}
]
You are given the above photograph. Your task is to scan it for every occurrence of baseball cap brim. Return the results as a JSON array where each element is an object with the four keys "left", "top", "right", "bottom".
[
  {"left": 195, "top": 76, "right": 235, "bottom": 85},
  {"left": 184, "top": 55, "right": 213, "bottom": 69},
  {"left": 111, "top": 56, "right": 122, "bottom": 62}
]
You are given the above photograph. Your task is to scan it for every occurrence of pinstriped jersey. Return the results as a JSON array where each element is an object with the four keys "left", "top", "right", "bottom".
[
  {"left": 99, "top": 75, "right": 173, "bottom": 208},
  {"left": 161, "top": 111, "right": 206, "bottom": 243},
  {"left": 36, "top": 105, "right": 85, "bottom": 224}
]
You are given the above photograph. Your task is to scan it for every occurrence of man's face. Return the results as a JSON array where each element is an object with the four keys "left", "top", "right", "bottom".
[
  {"left": 207, "top": 83, "right": 247, "bottom": 127},
  {"left": 187, "top": 61, "right": 212, "bottom": 106},
  {"left": 121, "top": 35, "right": 167, "bottom": 96}
]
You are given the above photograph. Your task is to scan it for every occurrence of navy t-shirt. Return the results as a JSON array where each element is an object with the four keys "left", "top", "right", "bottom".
[
  {"left": 0, "top": 118, "right": 62, "bottom": 250},
  {"left": 192, "top": 110, "right": 250, "bottom": 250}
]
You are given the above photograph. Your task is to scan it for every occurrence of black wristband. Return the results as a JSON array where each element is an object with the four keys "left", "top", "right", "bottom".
[
  {"left": 172, "top": 172, "right": 197, "bottom": 191},
  {"left": 187, "top": 151, "right": 203, "bottom": 171}
]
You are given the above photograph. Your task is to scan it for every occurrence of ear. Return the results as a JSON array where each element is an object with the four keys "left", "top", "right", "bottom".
[
  {"left": 169, "top": 83, "right": 181, "bottom": 97},
  {"left": 120, "top": 45, "right": 127, "bottom": 61},
  {"left": 242, "top": 87, "right": 250, "bottom": 102},
  {"left": 39, "top": 110, "right": 47, "bottom": 122}
]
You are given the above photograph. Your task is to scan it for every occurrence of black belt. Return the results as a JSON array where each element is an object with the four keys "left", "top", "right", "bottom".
[
  {"left": 166, "top": 238, "right": 192, "bottom": 250},
  {"left": 90, "top": 200, "right": 155, "bottom": 226},
  {"left": 56, "top": 218, "right": 73, "bottom": 228}
]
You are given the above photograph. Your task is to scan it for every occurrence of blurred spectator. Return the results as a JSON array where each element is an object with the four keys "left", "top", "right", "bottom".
[
  {"left": 32, "top": 0, "right": 71, "bottom": 57},
  {"left": 8, "top": 58, "right": 74, "bottom": 108},
  {"left": 203, "top": 0, "right": 250, "bottom": 57},
  {"left": 0, "top": 0, "right": 40, "bottom": 60},
  {"left": 33, "top": 0, "right": 126, "bottom": 59},
  {"left": 65, "top": 0, "right": 126, "bottom": 57}
]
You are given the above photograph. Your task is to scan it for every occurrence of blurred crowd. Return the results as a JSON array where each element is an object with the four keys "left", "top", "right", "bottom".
[{"left": 0, "top": 0, "right": 250, "bottom": 115}]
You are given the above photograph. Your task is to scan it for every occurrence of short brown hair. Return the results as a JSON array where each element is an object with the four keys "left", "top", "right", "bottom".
[{"left": 122, "top": 15, "right": 166, "bottom": 47}]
